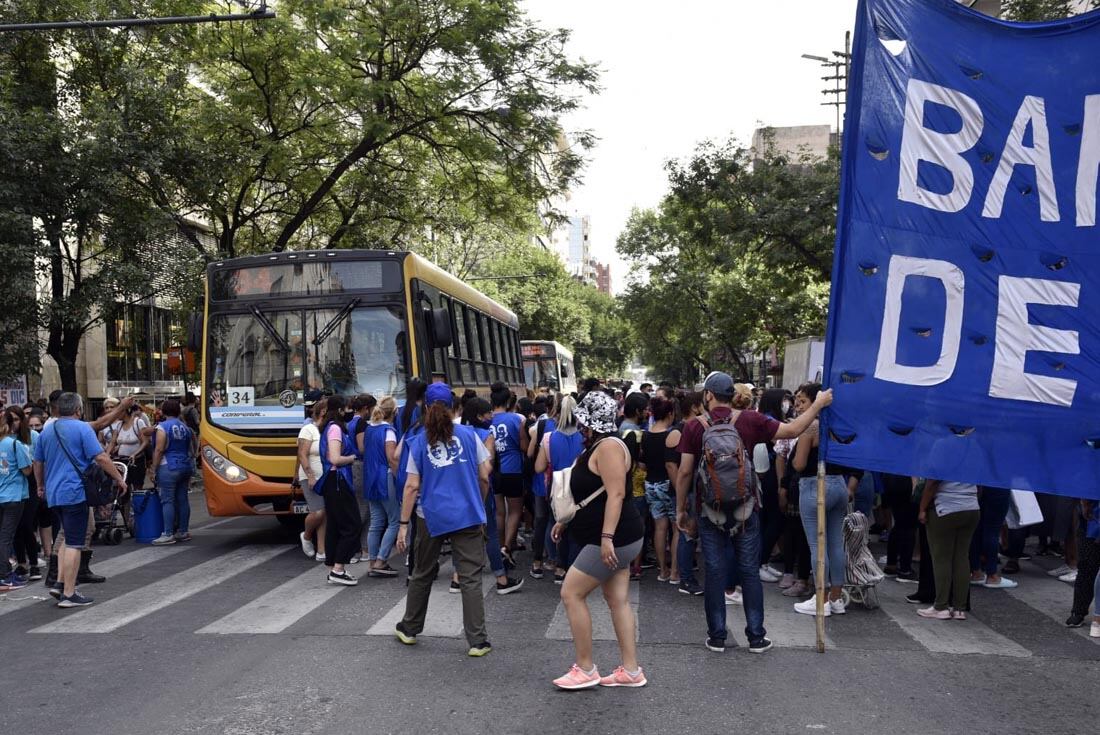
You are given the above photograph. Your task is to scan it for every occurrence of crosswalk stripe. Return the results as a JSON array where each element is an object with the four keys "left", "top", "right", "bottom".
[
  {"left": 0, "top": 545, "right": 192, "bottom": 619},
  {"left": 196, "top": 567, "right": 345, "bottom": 634},
  {"left": 874, "top": 577, "right": 1031, "bottom": 657},
  {"left": 545, "top": 579, "right": 640, "bottom": 642},
  {"left": 29, "top": 545, "right": 289, "bottom": 634},
  {"left": 365, "top": 560, "right": 495, "bottom": 638},
  {"left": 1004, "top": 562, "right": 1100, "bottom": 645},
  {"left": 742, "top": 586, "right": 834, "bottom": 649}
]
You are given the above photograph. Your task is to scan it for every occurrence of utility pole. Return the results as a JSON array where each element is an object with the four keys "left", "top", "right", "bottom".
[{"left": 801, "top": 31, "right": 852, "bottom": 149}]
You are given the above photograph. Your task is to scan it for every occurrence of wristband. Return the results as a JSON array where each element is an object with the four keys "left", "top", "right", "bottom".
[
  {"left": 600, "top": 532, "right": 615, "bottom": 540},
  {"left": 399, "top": 520, "right": 410, "bottom": 526}
]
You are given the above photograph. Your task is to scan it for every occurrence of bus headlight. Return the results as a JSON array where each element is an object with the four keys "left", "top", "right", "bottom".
[{"left": 202, "top": 446, "right": 249, "bottom": 484}]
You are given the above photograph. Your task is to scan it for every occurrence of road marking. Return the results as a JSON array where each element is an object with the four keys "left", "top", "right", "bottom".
[
  {"left": 195, "top": 517, "right": 240, "bottom": 530},
  {"left": 0, "top": 545, "right": 192, "bottom": 619},
  {"left": 545, "top": 579, "right": 640, "bottom": 642},
  {"left": 1005, "top": 562, "right": 1100, "bottom": 645},
  {"left": 30, "top": 545, "right": 289, "bottom": 634},
  {"left": 733, "top": 586, "right": 834, "bottom": 649},
  {"left": 875, "top": 576, "right": 1030, "bottom": 657},
  {"left": 366, "top": 560, "right": 495, "bottom": 638},
  {"left": 197, "top": 567, "right": 344, "bottom": 634}
]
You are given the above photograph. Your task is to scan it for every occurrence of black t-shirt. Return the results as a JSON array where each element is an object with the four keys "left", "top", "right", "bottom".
[
  {"left": 569, "top": 439, "right": 644, "bottom": 547},
  {"left": 640, "top": 430, "right": 678, "bottom": 483}
]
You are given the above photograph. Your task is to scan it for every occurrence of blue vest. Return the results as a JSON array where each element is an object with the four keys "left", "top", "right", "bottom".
[
  {"left": 549, "top": 430, "right": 585, "bottom": 473},
  {"left": 318, "top": 422, "right": 356, "bottom": 492},
  {"left": 363, "top": 422, "right": 395, "bottom": 501},
  {"left": 490, "top": 412, "right": 524, "bottom": 474},
  {"left": 530, "top": 418, "right": 557, "bottom": 497},
  {"left": 395, "top": 424, "right": 422, "bottom": 502},
  {"left": 159, "top": 417, "right": 194, "bottom": 472},
  {"left": 407, "top": 424, "right": 486, "bottom": 537}
]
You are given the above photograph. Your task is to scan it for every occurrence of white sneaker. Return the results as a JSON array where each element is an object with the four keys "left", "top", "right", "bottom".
[
  {"left": 314, "top": 553, "right": 326, "bottom": 563},
  {"left": 724, "top": 589, "right": 743, "bottom": 605},
  {"left": 758, "top": 567, "right": 780, "bottom": 583},
  {"left": 299, "top": 532, "right": 315, "bottom": 558},
  {"left": 876, "top": 555, "right": 887, "bottom": 566},
  {"left": 1047, "top": 564, "right": 1072, "bottom": 577},
  {"left": 763, "top": 564, "right": 783, "bottom": 578},
  {"left": 794, "top": 596, "right": 830, "bottom": 616},
  {"left": 1059, "top": 569, "right": 1078, "bottom": 583},
  {"left": 1091, "top": 621, "right": 1100, "bottom": 638},
  {"left": 830, "top": 598, "right": 846, "bottom": 615}
]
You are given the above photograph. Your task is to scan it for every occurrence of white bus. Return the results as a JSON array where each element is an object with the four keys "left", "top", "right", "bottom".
[{"left": 521, "top": 340, "right": 577, "bottom": 395}]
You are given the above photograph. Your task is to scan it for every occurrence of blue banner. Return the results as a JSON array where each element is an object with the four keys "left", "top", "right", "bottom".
[{"left": 824, "top": 0, "right": 1100, "bottom": 497}]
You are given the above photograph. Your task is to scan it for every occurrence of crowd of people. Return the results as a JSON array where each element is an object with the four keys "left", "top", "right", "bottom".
[
  {"left": 4, "top": 373, "right": 1098, "bottom": 689},
  {"left": 0, "top": 390, "right": 197, "bottom": 606}
]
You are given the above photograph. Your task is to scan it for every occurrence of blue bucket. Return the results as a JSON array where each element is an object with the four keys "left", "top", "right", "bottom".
[{"left": 131, "top": 489, "right": 163, "bottom": 543}]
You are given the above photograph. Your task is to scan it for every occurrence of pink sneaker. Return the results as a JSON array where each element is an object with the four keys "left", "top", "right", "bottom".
[
  {"left": 916, "top": 606, "right": 952, "bottom": 620},
  {"left": 552, "top": 664, "right": 601, "bottom": 690},
  {"left": 599, "top": 666, "right": 647, "bottom": 688}
]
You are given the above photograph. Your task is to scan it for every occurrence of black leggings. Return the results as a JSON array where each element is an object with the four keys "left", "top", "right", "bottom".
[
  {"left": 782, "top": 511, "right": 811, "bottom": 579},
  {"left": 884, "top": 485, "right": 917, "bottom": 574},
  {"left": 322, "top": 474, "right": 362, "bottom": 566},
  {"left": 1072, "top": 525, "right": 1100, "bottom": 617},
  {"left": 532, "top": 496, "right": 550, "bottom": 563},
  {"left": 13, "top": 495, "right": 39, "bottom": 567},
  {"left": 759, "top": 482, "right": 784, "bottom": 568}
]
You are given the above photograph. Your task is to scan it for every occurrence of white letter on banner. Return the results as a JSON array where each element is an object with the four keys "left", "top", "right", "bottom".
[
  {"left": 1076, "top": 94, "right": 1100, "bottom": 227},
  {"left": 897, "top": 79, "right": 983, "bottom": 213},
  {"left": 989, "top": 276, "right": 1080, "bottom": 407},
  {"left": 983, "top": 96, "right": 1060, "bottom": 222},
  {"left": 874, "top": 255, "right": 965, "bottom": 386}
]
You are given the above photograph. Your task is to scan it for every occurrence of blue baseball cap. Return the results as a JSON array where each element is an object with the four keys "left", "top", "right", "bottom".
[
  {"left": 425, "top": 382, "right": 453, "bottom": 407},
  {"left": 703, "top": 371, "right": 735, "bottom": 398}
]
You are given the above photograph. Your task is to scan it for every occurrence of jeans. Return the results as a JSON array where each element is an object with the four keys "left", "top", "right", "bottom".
[
  {"left": 484, "top": 493, "right": 505, "bottom": 577},
  {"left": 853, "top": 473, "right": 875, "bottom": 519},
  {"left": 969, "top": 487, "right": 1012, "bottom": 575},
  {"left": 677, "top": 530, "right": 698, "bottom": 585},
  {"left": 798, "top": 475, "right": 849, "bottom": 588},
  {"left": 698, "top": 512, "right": 766, "bottom": 644},
  {"left": 367, "top": 476, "right": 400, "bottom": 565},
  {"left": 157, "top": 465, "right": 192, "bottom": 536},
  {"left": 532, "top": 495, "right": 550, "bottom": 563},
  {"left": 0, "top": 501, "right": 23, "bottom": 577}
]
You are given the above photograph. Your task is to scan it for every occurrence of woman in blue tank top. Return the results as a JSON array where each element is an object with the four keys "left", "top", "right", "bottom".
[
  {"left": 535, "top": 395, "right": 585, "bottom": 583},
  {"left": 489, "top": 384, "right": 528, "bottom": 564},
  {"left": 151, "top": 400, "right": 197, "bottom": 545}
]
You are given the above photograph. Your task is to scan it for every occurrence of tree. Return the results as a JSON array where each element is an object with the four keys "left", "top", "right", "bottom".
[
  {"left": 617, "top": 134, "right": 837, "bottom": 383},
  {"left": 0, "top": 3, "right": 204, "bottom": 390},
  {"left": 1000, "top": 0, "right": 1076, "bottom": 20},
  {"left": 572, "top": 286, "right": 633, "bottom": 379},
  {"left": 143, "top": 0, "right": 597, "bottom": 259}
]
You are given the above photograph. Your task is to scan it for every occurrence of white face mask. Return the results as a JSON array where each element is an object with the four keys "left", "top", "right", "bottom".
[{"left": 782, "top": 400, "right": 791, "bottom": 415}]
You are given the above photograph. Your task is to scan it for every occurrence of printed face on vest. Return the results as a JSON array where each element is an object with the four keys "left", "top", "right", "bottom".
[
  {"left": 169, "top": 424, "right": 190, "bottom": 441},
  {"left": 492, "top": 423, "right": 510, "bottom": 453},
  {"left": 427, "top": 438, "right": 466, "bottom": 469}
]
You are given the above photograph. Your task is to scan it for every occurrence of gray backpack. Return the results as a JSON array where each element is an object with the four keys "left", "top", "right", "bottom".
[{"left": 694, "top": 415, "right": 760, "bottom": 522}]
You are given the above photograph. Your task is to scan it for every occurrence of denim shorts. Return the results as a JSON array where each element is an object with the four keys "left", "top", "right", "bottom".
[
  {"left": 56, "top": 502, "right": 89, "bottom": 551},
  {"left": 644, "top": 480, "right": 676, "bottom": 520}
]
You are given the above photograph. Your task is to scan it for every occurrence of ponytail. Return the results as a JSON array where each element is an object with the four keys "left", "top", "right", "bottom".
[{"left": 424, "top": 402, "right": 455, "bottom": 447}]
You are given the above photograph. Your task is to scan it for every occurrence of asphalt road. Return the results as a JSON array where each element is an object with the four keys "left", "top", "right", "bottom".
[{"left": 2, "top": 495, "right": 1097, "bottom": 735}]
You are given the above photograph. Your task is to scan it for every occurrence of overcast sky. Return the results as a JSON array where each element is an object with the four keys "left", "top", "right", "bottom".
[{"left": 524, "top": 0, "right": 860, "bottom": 292}]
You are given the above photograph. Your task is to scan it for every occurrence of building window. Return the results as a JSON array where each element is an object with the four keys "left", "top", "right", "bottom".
[{"left": 106, "top": 302, "right": 181, "bottom": 384}]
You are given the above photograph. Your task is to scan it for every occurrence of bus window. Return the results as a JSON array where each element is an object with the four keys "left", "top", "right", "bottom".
[
  {"left": 472, "top": 312, "right": 488, "bottom": 384},
  {"left": 454, "top": 303, "right": 474, "bottom": 384},
  {"left": 443, "top": 297, "right": 461, "bottom": 381},
  {"left": 489, "top": 321, "right": 503, "bottom": 382}
]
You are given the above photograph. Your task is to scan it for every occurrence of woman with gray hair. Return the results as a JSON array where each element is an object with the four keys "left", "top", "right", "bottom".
[{"left": 550, "top": 390, "right": 647, "bottom": 690}]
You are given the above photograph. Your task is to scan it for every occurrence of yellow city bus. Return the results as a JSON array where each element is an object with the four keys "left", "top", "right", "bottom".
[{"left": 189, "top": 249, "right": 524, "bottom": 520}]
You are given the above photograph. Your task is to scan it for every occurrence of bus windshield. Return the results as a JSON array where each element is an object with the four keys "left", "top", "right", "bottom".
[
  {"left": 524, "top": 357, "right": 560, "bottom": 389},
  {"left": 206, "top": 305, "right": 408, "bottom": 431}
]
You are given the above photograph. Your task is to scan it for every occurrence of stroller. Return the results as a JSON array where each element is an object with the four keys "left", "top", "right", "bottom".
[
  {"left": 841, "top": 508, "right": 885, "bottom": 610},
  {"left": 92, "top": 461, "right": 131, "bottom": 546}
]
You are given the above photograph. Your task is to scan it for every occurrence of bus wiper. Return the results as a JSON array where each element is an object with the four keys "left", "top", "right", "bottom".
[
  {"left": 249, "top": 305, "right": 292, "bottom": 353},
  {"left": 312, "top": 299, "right": 361, "bottom": 346}
]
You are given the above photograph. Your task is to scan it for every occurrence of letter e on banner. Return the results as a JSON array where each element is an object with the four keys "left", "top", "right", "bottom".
[
  {"left": 874, "top": 255, "right": 965, "bottom": 386},
  {"left": 989, "top": 276, "right": 1081, "bottom": 407}
]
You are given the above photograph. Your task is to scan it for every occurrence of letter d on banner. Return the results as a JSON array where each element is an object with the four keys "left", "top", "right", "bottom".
[{"left": 874, "top": 255, "right": 965, "bottom": 386}]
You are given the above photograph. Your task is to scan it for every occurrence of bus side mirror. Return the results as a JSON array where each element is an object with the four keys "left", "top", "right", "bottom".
[
  {"left": 428, "top": 307, "right": 453, "bottom": 349},
  {"left": 186, "top": 312, "right": 204, "bottom": 353}
]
